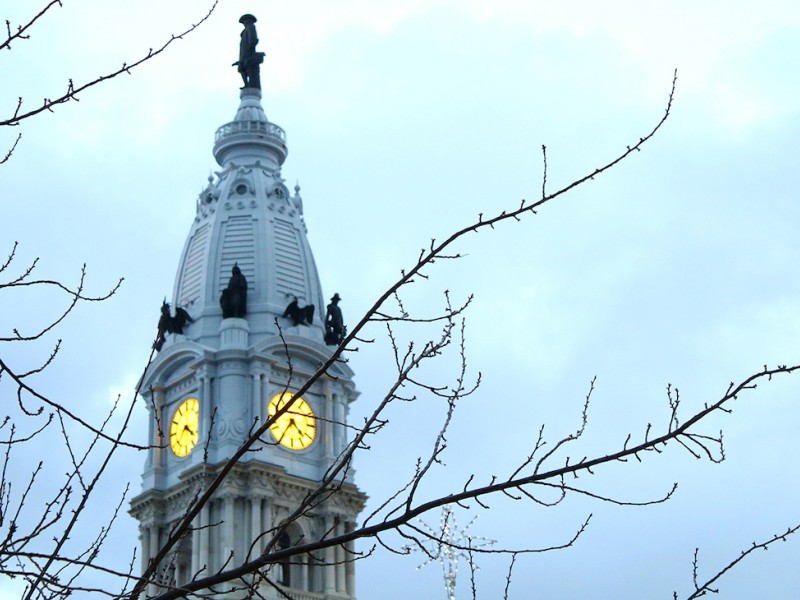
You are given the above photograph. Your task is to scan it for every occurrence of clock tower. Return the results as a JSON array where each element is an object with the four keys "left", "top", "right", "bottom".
[{"left": 130, "top": 15, "right": 365, "bottom": 599}]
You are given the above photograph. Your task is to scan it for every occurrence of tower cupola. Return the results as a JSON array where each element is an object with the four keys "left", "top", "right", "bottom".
[{"left": 213, "top": 88, "right": 288, "bottom": 168}]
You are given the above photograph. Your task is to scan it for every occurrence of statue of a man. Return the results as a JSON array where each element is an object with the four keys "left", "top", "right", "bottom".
[
  {"left": 220, "top": 264, "right": 248, "bottom": 319},
  {"left": 325, "top": 293, "right": 346, "bottom": 345},
  {"left": 235, "top": 14, "right": 265, "bottom": 89}
]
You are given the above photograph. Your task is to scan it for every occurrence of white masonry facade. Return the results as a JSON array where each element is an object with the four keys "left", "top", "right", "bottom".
[{"left": 129, "top": 82, "right": 365, "bottom": 599}]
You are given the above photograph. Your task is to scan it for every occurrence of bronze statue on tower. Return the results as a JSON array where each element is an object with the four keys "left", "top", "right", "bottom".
[
  {"left": 220, "top": 264, "right": 248, "bottom": 319},
  {"left": 234, "top": 14, "right": 265, "bottom": 89}
]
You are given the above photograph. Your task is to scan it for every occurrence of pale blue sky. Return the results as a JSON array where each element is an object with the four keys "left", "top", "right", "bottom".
[{"left": 2, "top": 1, "right": 800, "bottom": 598}]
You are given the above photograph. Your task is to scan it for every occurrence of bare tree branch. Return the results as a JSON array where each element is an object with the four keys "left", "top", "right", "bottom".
[
  {"left": 0, "top": 2, "right": 218, "bottom": 128},
  {"left": 684, "top": 524, "right": 800, "bottom": 599}
]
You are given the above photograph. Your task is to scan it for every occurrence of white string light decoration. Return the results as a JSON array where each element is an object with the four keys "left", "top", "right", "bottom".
[{"left": 405, "top": 507, "right": 496, "bottom": 600}]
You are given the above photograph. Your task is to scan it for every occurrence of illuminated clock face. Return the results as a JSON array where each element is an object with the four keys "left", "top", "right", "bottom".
[
  {"left": 268, "top": 392, "right": 316, "bottom": 450},
  {"left": 170, "top": 398, "right": 199, "bottom": 457}
]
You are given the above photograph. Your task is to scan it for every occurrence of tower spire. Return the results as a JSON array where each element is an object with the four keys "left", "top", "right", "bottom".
[{"left": 214, "top": 16, "right": 286, "bottom": 168}]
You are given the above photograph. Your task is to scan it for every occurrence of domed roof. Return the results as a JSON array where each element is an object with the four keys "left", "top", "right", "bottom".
[{"left": 168, "top": 88, "right": 327, "bottom": 349}]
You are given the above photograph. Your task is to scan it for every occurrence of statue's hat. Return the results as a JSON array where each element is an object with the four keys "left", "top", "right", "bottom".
[{"left": 239, "top": 14, "right": 257, "bottom": 24}]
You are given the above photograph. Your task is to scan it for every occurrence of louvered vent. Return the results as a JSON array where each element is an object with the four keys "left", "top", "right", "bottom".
[
  {"left": 273, "top": 217, "right": 306, "bottom": 300},
  {"left": 177, "top": 223, "right": 209, "bottom": 308},
  {"left": 218, "top": 216, "right": 255, "bottom": 296}
]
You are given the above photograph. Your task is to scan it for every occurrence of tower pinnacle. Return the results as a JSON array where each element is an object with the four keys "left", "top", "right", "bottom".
[{"left": 215, "top": 17, "right": 286, "bottom": 168}]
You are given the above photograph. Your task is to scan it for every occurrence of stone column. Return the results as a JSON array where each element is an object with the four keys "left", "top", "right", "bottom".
[
  {"left": 263, "top": 496, "right": 273, "bottom": 534},
  {"left": 191, "top": 509, "right": 201, "bottom": 577},
  {"left": 199, "top": 501, "right": 211, "bottom": 573},
  {"left": 335, "top": 519, "right": 346, "bottom": 593},
  {"left": 141, "top": 526, "right": 151, "bottom": 572},
  {"left": 345, "top": 521, "right": 356, "bottom": 596},
  {"left": 252, "top": 371, "right": 262, "bottom": 433},
  {"left": 200, "top": 368, "right": 213, "bottom": 453},
  {"left": 144, "top": 391, "right": 156, "bottom": 471},
  {"left": 324, "top": 515, "right": 336, "bottom": 595},
  {"left": 323, "top": 380, "right": 334, "bottom": 464},
  {"left": 223, "top": 493, "right": 236, "bottom": 561},
  {"left": 250, "top": 495, "right": 263, "bottom": 557},
  {"left": 149, "top": 525, "right": 161, "bottom": 569},
  {"left": 152, "top": 386, "right": 166, "bottom": 470},
  {"left": 148, "top": 524, "right": 161, "bottom": 597},
  {"left": 299, "top": 555, "right": 308, "bottom": 590},
  {"left": 333, "top": 394, "right": 345, "bottom": 456}
]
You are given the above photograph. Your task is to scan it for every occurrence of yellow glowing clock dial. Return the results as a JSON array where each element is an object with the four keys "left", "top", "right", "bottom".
[
  {"left": 268, "top": 392, "right": 316, "bottom": 450},
  {"left": 170, "top": 398, "right": 199, "bottom": 457}
]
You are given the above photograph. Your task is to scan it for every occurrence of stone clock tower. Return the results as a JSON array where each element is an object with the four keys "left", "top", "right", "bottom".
[{"left": 130, "top": 15, "right": 365, "bottom": 599}]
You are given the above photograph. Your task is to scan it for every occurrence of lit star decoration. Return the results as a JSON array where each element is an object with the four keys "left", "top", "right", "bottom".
[{"left": 405, "top": 508, "right": 496, "bottom": 600}]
